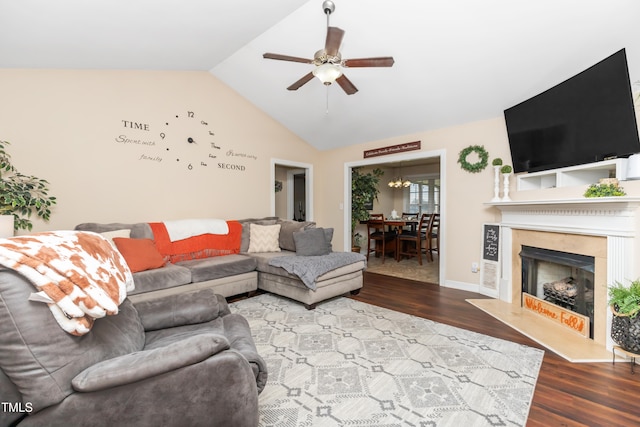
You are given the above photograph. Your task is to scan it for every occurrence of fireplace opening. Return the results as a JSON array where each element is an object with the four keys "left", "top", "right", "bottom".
[{"left": 520, "top": 246, "right": 595, "bottom": 338}]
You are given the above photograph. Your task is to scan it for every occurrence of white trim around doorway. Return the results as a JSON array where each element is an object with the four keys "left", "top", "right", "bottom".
[
  {"left": 343, "top": 149, "right": 446, "bottom": 286},
  {"left": 271, "top": 158, "right": 314, "bottom": 221}
]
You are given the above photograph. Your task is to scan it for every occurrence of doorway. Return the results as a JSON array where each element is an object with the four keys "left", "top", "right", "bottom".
[
  {"left": 271, "top": 159, "right": 313, "bottom": 221},
  {"left": 344, "top": 149, "right": 446, "bottom": 286}
]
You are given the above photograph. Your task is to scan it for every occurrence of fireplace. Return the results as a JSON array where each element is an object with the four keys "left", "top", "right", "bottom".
[
  {"left": 488, "top": 197, "right": 640, "bottom": 353},
  {"left": 520, "top": 246, "right": 595, "bottom": 338}
]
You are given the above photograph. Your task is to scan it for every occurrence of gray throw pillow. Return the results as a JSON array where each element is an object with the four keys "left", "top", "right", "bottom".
[
  {"left": 293, "top": 227, "right": 331, "bottom": 256},
  {"left": 279, "top": 220, "right": 315, "bottom": 251},
  {"left": 323, "top": 228, "right": 334, "bottom": 251}
]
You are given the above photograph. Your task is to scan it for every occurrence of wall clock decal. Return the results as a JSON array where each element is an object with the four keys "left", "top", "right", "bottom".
[{"left": 161, "top": 111, "right": 220, "bottom": 170}]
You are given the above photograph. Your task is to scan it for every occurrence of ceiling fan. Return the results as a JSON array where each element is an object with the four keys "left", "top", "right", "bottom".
[{"left": 263, "top": 0, "right": 394, "bottom": 95}]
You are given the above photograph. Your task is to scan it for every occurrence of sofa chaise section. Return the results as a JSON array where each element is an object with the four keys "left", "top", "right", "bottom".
[
  {"left": 250, "top": 251, "right": 364, "bottom": 309},
  {"left": 239, "top": 219, "right": 366, "bottom": 309}
]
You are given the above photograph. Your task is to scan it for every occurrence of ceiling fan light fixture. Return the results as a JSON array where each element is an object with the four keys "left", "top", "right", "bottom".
[{"left": 312, "top": 63, "right": 342, "bottom": 85}]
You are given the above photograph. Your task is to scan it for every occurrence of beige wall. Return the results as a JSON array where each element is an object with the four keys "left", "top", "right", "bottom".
[
  {"left": 317, "top": 118, "right": 513, "bottom": 289},
  {"left": 1, "top": 68, "right": 639, "bottom": 292},
  {"left": 0, "top": 69, "right": 317, "bottom": 230}
]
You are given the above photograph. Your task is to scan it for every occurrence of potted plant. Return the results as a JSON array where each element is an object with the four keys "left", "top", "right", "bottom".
[
  {"left": 0, "top": 140, "right": 57, "bottom": 232},
  {"left": 609, "top": 280, "right": 640, "bottom": 353},
  {"left": 500, "top": 165, "right": 513, "bottom": 202},
  {"left": 584, "top": 178, "right": 626, "bottom": 198},
  {"left": 351, "top": 167, "right": 384, "bottom": 246},
  {"left": 351, "top": 232, "right": 363, "bottom": 252},
  {"left": 491, "top": 159, "right": 503, "bottom": 201}
]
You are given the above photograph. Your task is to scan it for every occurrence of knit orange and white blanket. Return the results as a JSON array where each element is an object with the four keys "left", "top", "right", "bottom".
[{"left": 0, "top": 230, "right": 134, "bottom": 336}]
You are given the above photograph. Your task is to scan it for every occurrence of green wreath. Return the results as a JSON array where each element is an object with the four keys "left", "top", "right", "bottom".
[{"left": 458, "top": 145, "right": 489, "bottom": 173}]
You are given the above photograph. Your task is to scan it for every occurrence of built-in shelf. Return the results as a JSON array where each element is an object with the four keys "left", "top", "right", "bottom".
[{"left": 516, "top": 158, "right": 628, "bottom": 191}]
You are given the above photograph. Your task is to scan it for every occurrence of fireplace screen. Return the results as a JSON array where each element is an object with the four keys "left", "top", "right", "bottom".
[{"left": 520, "top": 246, "right": 595, "bottom": 338}]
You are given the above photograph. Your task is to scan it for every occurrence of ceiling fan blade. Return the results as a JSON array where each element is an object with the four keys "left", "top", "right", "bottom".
[
  {"left": 343, "top": 57, "right": 395, "bottom": 67},
  {"left": 335, "top": 74, "right": 358, "bottom": 95},
  {"left": 263, "top": 53, "right": 313, "bottom": 64},
  {"left": 287, "top": 72, "right": 315, "bottom": 91},
  {"left": 325, "top": 27, "right": 345, "bottom": 57}
]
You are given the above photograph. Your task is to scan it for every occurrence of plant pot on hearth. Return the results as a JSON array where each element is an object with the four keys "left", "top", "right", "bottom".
[
  {"left": 608, "top": 280, "right": 640, "bottom": 353},
  {"left": 610, "top": 305, "right": 640, "bottom": 353}
]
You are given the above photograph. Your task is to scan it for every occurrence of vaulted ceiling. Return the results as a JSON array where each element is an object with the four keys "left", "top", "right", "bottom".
[{"left": 1, "top": 0, "right": 639, "bottom": 150}]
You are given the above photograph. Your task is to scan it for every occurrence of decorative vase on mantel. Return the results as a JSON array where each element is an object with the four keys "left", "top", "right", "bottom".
[
  {"left": 500, "top": 165, "right": 513, "bottom": 202},
  {"left": 491, "top": 166, "right": 501, "bottom": 202},
  {"left": 502, "top": 173, "right": 511, "bottom": 201}
]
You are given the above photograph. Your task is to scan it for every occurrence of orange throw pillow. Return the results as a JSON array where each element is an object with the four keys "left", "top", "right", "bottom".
[{"left": 112, "top": 238, "right": 166, "bottom": 273}]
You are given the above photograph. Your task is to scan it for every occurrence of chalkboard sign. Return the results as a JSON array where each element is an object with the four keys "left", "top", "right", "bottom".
[{"left": 482, "top": 224, "right": 500, "bottom": 262}]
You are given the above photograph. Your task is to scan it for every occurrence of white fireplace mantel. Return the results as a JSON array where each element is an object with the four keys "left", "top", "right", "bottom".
[{"left": 486, "top": 197, "right": 640, "bottom": 237}]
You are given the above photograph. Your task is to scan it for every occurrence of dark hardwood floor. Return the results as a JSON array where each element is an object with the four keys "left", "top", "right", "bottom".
[{"left": 351, "top": 272, "right": 640, "bottom": 427}]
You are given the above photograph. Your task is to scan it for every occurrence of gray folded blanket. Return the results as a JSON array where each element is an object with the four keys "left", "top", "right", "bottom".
[{"left": 268, "top": 252, "right": 366, "bottom": 290}]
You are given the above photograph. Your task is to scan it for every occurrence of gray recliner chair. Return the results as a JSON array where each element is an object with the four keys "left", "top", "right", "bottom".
[{"left": 0, "top": 267, "right": 267, "bottom": 427}]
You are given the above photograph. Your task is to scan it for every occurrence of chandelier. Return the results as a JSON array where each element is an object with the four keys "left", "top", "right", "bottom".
[
  {"left": 388, "top": 163, "right": 411, "bottom": 188},
  {"left": 388, "top": 177, "right": 412, "bottom": 188}
]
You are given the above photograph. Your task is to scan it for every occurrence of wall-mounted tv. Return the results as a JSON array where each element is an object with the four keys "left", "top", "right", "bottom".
[{"left": 504, "top": 48, "right": 640, "bottom": 174}]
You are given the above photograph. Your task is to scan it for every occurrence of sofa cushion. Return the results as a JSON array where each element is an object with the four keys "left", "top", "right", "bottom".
[
  {"left": 248, "top": 224, "right": 281, "bottom": 253},
  {"left": 72, "top": 333, "right": 230, "bottom": 392},
  {"left": 278, "top": 220, "right": 315, "bottom": 251},
  {"left": 113, "top": 238, "right": 166, "bottom": 273},
  {"left": 293, "top": 227, "right": 331, "bottom": 256},
  {"left": 176, "top": 254, "right": 257, "bottom": 283},
  {"left": 237, "top": 217, "right": 279, "bottom": 253},
  {"left": 75, "top": 222, "right": 154, "bottom": 239},
  {"left": 129, "top": 264, "right": 192, "bottom": 295},
  {"left": 134, "top": 289, "right": 227, "bottom": 331},
  {"left": 248, "top": 251, "right": 296, "bottom": 277},
  {"left": 0, "top": 268, "right": 145, "bottom": 412}
]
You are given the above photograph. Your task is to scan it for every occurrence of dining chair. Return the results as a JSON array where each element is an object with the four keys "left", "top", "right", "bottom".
[
  {"left": 397, "top": 213, "right": 430, "bottom": 265},
  {"left": 400, "top": 212, "right": 419, "bottom": 234},
  {"left": 426, "top": 213, "right": 440, "bottom": 262},
  {"left": 366, "top": 214, "right": 397, "bottom": 263}
]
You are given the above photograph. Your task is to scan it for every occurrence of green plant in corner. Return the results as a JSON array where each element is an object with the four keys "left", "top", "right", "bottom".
[
  {"left": 0, "top": 140, "right": 57, "bottom": 231},
  {"left": 492, "top": 158, "right": 503, "bottom": 166},
  {"left": 351, "top": 167, "right": 384, "bottom": 244},
  {"left": 609, "top": 280, "right": 640, "bottom": 318}
]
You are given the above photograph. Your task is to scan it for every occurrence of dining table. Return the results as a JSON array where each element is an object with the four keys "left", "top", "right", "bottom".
[
  {"left": 381, "top": 218, "right": 419, "bottom": 233},
  {"left": 361, "top": 218, "right": 419, "bottom": 232}
]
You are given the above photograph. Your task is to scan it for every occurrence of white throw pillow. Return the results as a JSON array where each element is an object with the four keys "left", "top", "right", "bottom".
[
  {"left": 248, "top": 223, "right": 281, "bottom": 253},
  {"left": 100, "top": 229, "right": 131, "bottom": 244}
]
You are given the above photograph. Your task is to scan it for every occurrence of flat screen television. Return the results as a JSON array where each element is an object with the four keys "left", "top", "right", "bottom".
[{"left": 504, "top": 48, "right": 640, "bottom": 173}]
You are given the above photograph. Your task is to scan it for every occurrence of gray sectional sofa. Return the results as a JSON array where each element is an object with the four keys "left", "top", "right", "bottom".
[{"left": 75, "top": 217, "right": 366, "bottom": 309}]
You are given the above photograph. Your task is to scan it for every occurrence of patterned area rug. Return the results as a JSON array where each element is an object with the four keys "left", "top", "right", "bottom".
[{"left": 230, "top": 294, "right": 544, "bottom": 427}]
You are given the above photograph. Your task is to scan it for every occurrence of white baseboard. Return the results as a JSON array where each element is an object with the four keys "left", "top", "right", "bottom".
[{"left": 443, "top": 280, "right": 481, "bottom": 294}]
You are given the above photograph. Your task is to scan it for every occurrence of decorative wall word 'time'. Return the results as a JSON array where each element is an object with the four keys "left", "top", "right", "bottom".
[{"left": 122, "top": 120, "right": 150, "bottom": 131}]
